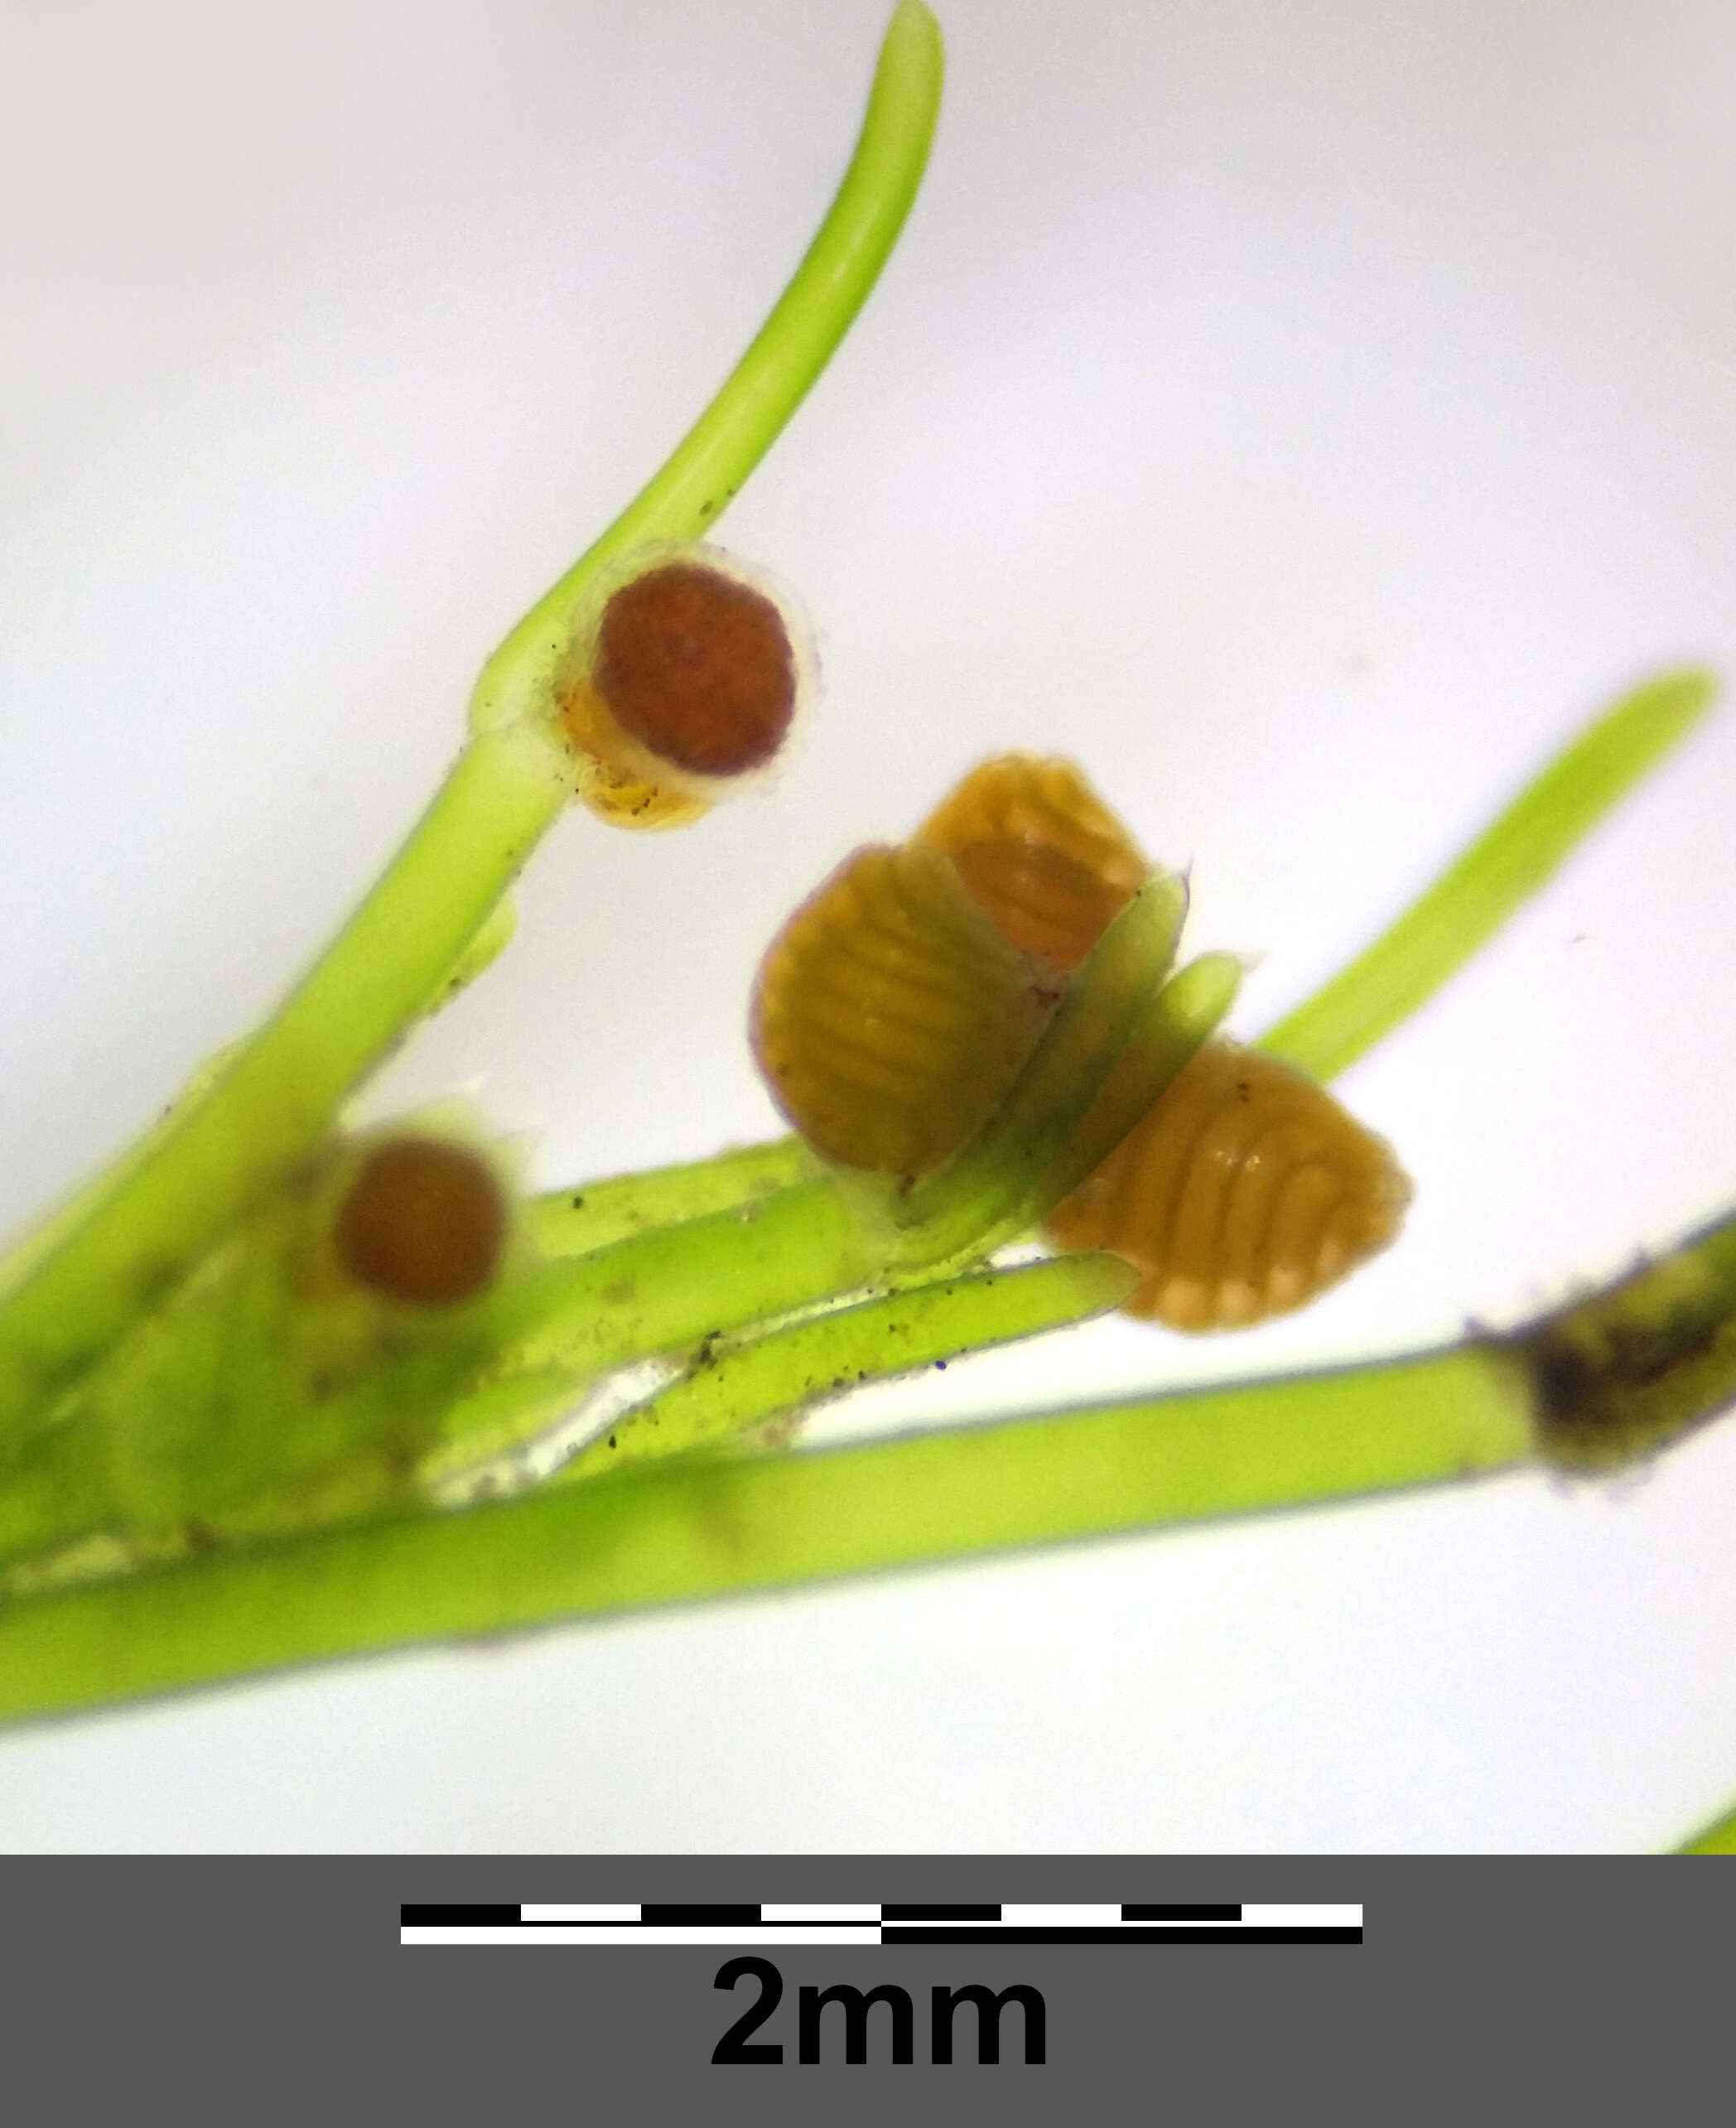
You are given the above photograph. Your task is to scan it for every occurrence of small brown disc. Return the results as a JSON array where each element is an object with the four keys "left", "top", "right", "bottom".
[
  {"left": 592, "top": 560, "right": 797, "bottom": 779},
  {"left": 335, "top": 1136, "right": 506, "bottom": 1307}
]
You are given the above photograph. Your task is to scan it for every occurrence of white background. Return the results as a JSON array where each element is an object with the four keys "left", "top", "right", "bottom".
[{"left": 2, "top": 0, "right": 1734, "bottom": 1851}]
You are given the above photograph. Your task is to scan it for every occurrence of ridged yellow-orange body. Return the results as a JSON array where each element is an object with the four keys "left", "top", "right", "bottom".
[
  {"left": 1044, "top": 1042, "right": 1410, "bottom": 1329},
  {"left": 750, "top": 842, "right": 1047, "bottom": 1176},
  {"left": 916, "top": 755, "right": 1150, "bottom": 970}
]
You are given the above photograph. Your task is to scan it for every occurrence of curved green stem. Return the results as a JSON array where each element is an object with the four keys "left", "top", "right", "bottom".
[
  {"left": 466, "top": 0, "right": 943, "bottom": 738},
  {"left": 0, "top": 2, "right": 944, "bottom": 1449},
  {"left": 0, "top": 734, "right": 565, "bottom": 1450},
  {"left": 1258, "top": 668, "right": 1716, "bottom": 1079}
]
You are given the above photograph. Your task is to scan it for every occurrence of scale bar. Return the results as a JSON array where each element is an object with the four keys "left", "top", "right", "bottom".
[
  {"left": 882, "top": 1925, "right": 1359, "bottom": 1947},
  {"left": 403, "top": 1901, "right": 1361, "bottom": 1948}
]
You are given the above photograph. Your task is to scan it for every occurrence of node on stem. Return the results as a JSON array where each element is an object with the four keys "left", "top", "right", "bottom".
[{"left": 1500, "top": 1219, "right": 1736, "bottom": 1470}]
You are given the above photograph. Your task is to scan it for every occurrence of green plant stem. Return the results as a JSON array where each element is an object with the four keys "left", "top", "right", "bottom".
[
  {"left": 1257, "top": 668, "right": 1716, "bottom": 1079},
  {"left": 465, "top": 0, "right": 943, "bottom": 738},
  {"left": 0, "top": 1339, "right": 1531, "bottom": 1728},
  {"left": 1676, "top": 1800, "right": 1736, "bottom": 1854},
  {"left": 470, "top": 1180, "right": 873, "bottom": 1386},
  {"left": 0, "top": 733, "right": 566, "bottom": 1451},
  {"left": 527, "top": 1138, "right": 811, "bottom": 1257},
  {"left": 16, "top": 1187, "right": 1736, "bottom": 1726},
  {"left": 0, "top": 2, "right": 944, "bottom": 1450},
  {"left": 557, "top": 1250, "right": 1139, "bottom": 1479}
]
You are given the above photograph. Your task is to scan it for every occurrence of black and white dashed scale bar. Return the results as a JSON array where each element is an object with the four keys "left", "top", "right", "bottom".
[{"left": 401, "top": 1902, "right": 1362, "bottom": 1947}]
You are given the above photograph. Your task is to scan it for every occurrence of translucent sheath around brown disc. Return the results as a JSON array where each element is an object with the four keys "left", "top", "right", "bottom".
[
  {"left": 592, "top": 559, "right": 798, "bottom": 779},
  {"left": 556, "top": 550, "right": 808, "bottom": 830}
]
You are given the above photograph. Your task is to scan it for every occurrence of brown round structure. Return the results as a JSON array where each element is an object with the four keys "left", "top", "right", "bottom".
[
  {"left": 334, "top": 1136, "right": 507, "bottom": 1308},
  {"left": 592, "top": 559, "right": 797, "bottom": 779}
]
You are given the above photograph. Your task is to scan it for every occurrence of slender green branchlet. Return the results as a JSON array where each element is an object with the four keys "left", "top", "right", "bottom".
[
  {"left": 527, "top": 1138, "right": 814, "bottom": 1259},
  {"left": 1676, "top": 1797, "right": 1736, "bottom": 1855},
  {"left": 1258, "top": 667, "right": 1717, "bottom": 1080},
  {"left": 555, "top": 1251, "right": 1139, "bottom": 1481},
  {"left": 0, "top": 2, "right": 945, "bottom": 1451},
  {"left": 0, "top": 1329, "right": 1531, "bottom": 1725},
  {"left": 466, "top": 0, "right": 944, "bottom": 742}
]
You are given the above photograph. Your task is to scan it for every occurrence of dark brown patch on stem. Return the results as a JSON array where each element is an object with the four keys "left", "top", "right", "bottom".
[{"left": 1502, "top": 1244, "right": 1736, "bottom": 1470}]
